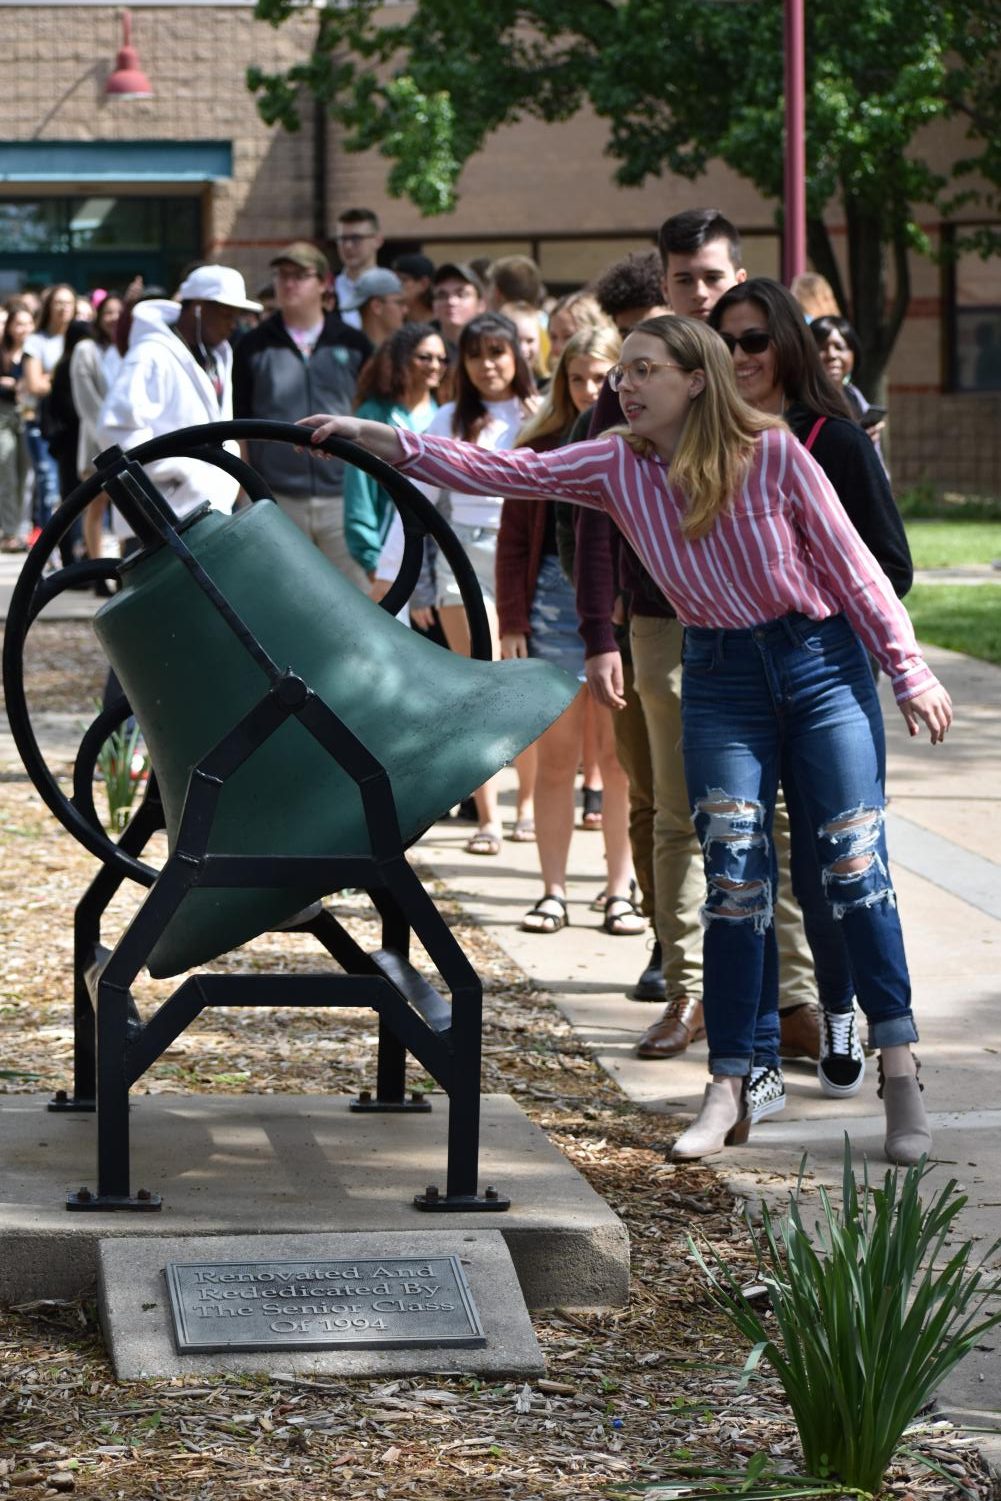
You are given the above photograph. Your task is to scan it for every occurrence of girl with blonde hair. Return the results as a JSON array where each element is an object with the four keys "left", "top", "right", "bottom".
[
  {"left": 303, "top": 313, "right": 951, "bottom": 1168},
  {"left": 545, "top": 290, "right": 613, "bottom": 368},
  {"left": 497, "top": 324, "right": 642, "bottom": 934}
]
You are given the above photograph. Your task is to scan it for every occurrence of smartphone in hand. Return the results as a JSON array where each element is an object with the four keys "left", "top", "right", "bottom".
[{"left": 859, "top": 405, "right": 887, "bottom": 430}]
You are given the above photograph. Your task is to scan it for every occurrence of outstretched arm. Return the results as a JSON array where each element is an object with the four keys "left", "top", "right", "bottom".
[{"left": 300, "top": 412, "right": 618, "bottom": 511}]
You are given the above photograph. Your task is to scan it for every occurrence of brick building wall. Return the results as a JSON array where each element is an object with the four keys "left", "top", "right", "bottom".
[
  {"left": 891, "top": 394, "right": 1001, "bottom": 494},
  {"left": 3, "top": 4, "right": 320, "bottom": 291}
]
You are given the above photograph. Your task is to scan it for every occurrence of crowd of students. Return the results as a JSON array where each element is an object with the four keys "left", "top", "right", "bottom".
[{"left": 10, "top": 203, "right": 944, "bottom": 1170}]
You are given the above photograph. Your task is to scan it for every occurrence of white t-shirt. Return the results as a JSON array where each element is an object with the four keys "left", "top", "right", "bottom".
[
  {"left": 24, "top": 331, "right": 64, "bottom": 373},
  {"left": 417, "top": 397, "right": 526, "bottom": 528},
  {"left": 374, "top": 397, "right": 528, "bottom": 584}
]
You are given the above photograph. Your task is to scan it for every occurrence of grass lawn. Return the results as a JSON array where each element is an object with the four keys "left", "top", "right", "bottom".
[
  {"left": 904, "top": 519, "right": 1001, "bottom": 569},
  {"left": 907, "top": 583, "right": 1001, "bottom": 665}
]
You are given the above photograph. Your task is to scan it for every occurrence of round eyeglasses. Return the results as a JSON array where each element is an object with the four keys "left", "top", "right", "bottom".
[{"left": 608, "top": 357, "right": 685, "bottom": 391}]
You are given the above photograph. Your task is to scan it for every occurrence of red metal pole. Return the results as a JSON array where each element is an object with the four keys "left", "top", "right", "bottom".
[{"left": 783, "top": 0, "right": 806, "bottom": 284}]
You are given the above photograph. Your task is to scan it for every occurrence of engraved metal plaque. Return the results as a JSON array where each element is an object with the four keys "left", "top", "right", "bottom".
[{"left": 164, "top": 1254, "right": 486, "bottom": 1354}]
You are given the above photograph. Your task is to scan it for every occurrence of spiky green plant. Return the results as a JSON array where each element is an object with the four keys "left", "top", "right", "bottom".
[
  {"left": 691, "top": 1141, "right": 1001, "bottom": 1495},
  {"left": 95, "top": 718, "right": 149, "bottom": 833}
]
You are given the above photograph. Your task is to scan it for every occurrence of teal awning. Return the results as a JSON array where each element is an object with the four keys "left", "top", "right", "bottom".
[{"left": 0, "top": 141, "right": 232, "bottom": 183}]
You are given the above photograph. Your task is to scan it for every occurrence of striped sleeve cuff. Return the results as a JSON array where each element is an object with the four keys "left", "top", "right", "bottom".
[{"left": 891, "top": 660, "right": 938, "bottom": 705}]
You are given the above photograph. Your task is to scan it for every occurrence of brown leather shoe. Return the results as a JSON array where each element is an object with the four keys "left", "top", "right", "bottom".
[
  {"left": 779, "top": 1002, "right": 821, "bottom": 1061},
  {"left": 637, "top": 995, "right": 706, "bottom": 1059}
]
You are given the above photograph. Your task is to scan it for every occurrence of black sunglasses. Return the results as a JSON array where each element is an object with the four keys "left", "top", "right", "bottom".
[{"left": 718, "top": 329, "right": 773, "bottom": 356}]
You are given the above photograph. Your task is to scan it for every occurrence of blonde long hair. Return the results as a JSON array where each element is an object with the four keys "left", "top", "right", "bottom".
[
  {"left": 516, "top": 325, "right": 622, "bottom": 449},
  {"left": 612, "top": 315, "right": 783, "bottom": 539}
]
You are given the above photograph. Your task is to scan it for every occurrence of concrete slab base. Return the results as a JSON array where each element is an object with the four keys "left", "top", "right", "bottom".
[
  {"left": 99, "top": 1230, "right": 544, "bottom": 1381},
  {"left": 0, "top": 1093, "right": 628, "bottom": 1311}
]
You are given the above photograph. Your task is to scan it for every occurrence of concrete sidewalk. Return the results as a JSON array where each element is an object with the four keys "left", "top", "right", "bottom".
[
  {"left": 414, "top": 640, "right": 1001, "bottom": 1457},
  {"left": 3, "top": 552, "right": 999, "bottom": 1452}
]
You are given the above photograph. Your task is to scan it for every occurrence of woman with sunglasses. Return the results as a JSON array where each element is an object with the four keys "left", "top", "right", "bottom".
[
  {"left": 344, "top": 322, "right": 448, "bottom": 580},
  {"left": 710, "top": 281, "right": 909, "bottom": 594},
  {"left": 707, "top": 277, "right": 914, "bottom": 1108},
  {"left": 301, "top": 314, "right": 950, "bottom": 1167}
]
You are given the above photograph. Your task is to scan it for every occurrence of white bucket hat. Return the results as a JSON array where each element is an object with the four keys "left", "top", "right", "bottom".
[{"left": 176, "top": 265, "right": 262, "bottom": 313}]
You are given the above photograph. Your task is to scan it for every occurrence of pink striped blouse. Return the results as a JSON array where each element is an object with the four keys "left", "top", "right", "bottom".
[{"left": 396, "top": 424, "right": 936, "bottom": 705}]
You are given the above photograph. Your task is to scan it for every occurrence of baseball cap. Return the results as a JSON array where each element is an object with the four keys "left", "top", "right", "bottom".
[
  {"left": 270, "top": 241, "right": 331, "bottom": 279},
  {"left": 393, "top": 253, "right": 435, "bottom": 281},
  {"left": 176, "top": 265, "right": 263, "bottom": 313},
  {"left": 339, "top": 267, "right": 404, "bottom": 312},
  {"left": 432, "top": 261, "right": 486, "bottom": 296}
]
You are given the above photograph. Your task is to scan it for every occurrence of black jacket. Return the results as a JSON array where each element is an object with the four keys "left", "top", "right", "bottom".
[
  {"left": 785, "top": 404, "right": 913, "bottom": 598},
  {"left": 232, "top": 313, "right": 371, "bottom": 497}
]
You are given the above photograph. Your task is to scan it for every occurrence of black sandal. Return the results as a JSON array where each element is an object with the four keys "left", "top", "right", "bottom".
[
  {"left": 521, "top": 894, "right": 569, "bottom": 934},
  {"left": 581, "top": 785, "right": 603, "bottom": 829},
  {"left": 602, "top": 882, "right": 646, "bottom": 936}
]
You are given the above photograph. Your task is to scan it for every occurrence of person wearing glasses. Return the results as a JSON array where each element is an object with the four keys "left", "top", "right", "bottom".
[
  {"left": 343, "top": 322, "right": 447, "bottom": 580},
  {"left": 372, "top": 311, "right": 539, "bottom": 855},
  {"left": 430, "top": 262, "right": 487, "bottom": 350},
  {"left": 581, "top": 219, "right": 822, "bottom": 1091},
  {"left": 333, "top": 209, "right": 385, "bottom": 330},
  {"left": 232, "top": 241, "right": 372, "bottom": 586},
  {"left": 301, "top": 312, "right": 951, "bottom": 1170}
]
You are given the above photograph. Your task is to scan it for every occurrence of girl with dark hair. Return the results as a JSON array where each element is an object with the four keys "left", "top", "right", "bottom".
[
  {"left": 809, "top": 313, "right": 878, "bottom": 426},
  {"left": 709, "top": 280, "right": 909, "bottom": 594},
  {"left": 303, "top": 312, "right": 951, "bottom": 1166},
  {"left": 44, "top": 319, "right": 96, "bottom": 566},
  {"left": 345, "top": 322, "right": 447, "bottom": 579},
  {"left": 373, "top": 311, "right": 538, "bottom": 854},
  {"left": 708, "top": 276, "right": 914, "bottom": 1110},
  {"left": 46, "top": 320, "right": 95, "bottom": 496},
  {"left": 21, "top": 282, "right": 76, "bottom": 534},
  {"left": 0, "top": 299, "right": 34, "bottom": 550}
]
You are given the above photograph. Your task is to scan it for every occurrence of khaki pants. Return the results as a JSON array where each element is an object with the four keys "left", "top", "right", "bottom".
[
  {"left": 630, "top": 615, "right": 816, "bottom": 1010},
  {"left": 273, "top": 492, "right": 370, "bottom": 592}
]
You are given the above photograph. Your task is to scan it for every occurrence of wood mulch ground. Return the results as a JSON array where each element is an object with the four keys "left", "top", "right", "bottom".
[{"left": 0, "top": 621, "right": 996, "bottom": 1500}]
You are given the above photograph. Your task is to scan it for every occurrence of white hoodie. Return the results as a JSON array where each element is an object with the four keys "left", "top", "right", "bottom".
[{"left": 98, "top": 298, "right": 239, "bottom": 534}]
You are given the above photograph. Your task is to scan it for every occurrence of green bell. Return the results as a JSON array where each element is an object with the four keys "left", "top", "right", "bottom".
[{"left": 93, "top": 501, "right": 577, "bottom": 978}]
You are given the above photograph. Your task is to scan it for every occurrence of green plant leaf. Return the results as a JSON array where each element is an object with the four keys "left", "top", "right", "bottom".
[{"left": 690, "top": 1138, "right": 1001, "bottom": 1493}]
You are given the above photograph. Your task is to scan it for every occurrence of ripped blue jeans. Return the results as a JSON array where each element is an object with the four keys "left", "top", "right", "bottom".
[{"left": 682, "top": 613, "right": 918, "bottom": 1077}]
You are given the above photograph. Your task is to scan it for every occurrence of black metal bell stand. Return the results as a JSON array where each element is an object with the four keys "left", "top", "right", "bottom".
[{"left": 2, "top": 421, "right": 510, "bottom": 1214}]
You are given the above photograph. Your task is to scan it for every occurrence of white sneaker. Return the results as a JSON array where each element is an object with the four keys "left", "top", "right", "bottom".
[{"left": 818, "top": 1008, "right": 865, "bottom": 1097}]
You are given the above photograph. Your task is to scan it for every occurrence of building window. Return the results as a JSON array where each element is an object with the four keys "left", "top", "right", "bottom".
[
  {"left": 948, "top": 227, "right": 1001, "bottom": 393},
  {"left": 0, "top": 194, "right": 201, "bottom": 296}
]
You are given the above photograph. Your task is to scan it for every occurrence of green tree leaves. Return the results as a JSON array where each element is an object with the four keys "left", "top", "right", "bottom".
[{"left": 248, "top": 0, "right": 1001, "bottom": 388}]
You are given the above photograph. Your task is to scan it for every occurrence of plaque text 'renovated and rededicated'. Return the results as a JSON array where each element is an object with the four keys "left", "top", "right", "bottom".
[{"left": 164, "top": 1255, "right": 486, "bottom": 1354}]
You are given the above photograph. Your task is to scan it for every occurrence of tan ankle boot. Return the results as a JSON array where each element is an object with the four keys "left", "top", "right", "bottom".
[
  {"left": 879, "top": 1058, "right": 932, "bottom": 1166},
  {"left": 671, "top": 1080, "right": 749, "bottom": 1161}
]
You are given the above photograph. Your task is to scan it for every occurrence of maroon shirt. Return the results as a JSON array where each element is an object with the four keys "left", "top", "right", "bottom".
[
  {"left": 574, "top": 379, "right": 674, "bottom": 660},
  {"left": 495, "top": 431, "right": 562, "bottom": 638}
]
